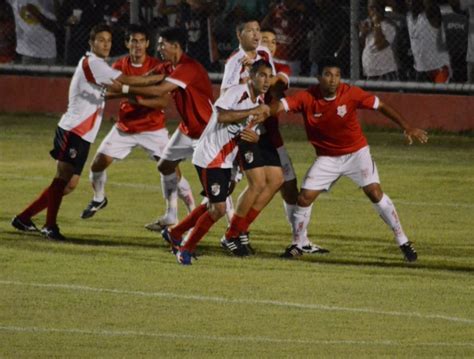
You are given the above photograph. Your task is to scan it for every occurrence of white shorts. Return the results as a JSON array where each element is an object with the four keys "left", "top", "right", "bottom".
[
  {"left": 277, "top": 145, "right": 296, "bottom": 182},
  {"left": 160, "top": 129, "right": 199, "bottom": 162},
  {"left": 302, "top": 146, "right": 380, "bottom": 191},
  {"left": 97, "top": 125, "right": 169, "bottom": 160}
]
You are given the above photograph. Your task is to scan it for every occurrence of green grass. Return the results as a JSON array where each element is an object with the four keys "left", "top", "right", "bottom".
[{"left": 0, "top": 113, "right": 473, "bottom": 357}]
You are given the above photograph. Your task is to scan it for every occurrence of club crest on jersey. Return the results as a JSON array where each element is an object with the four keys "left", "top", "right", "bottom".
[
  {"left": 244, "top": 151, "right": 254, "bottom": 164},
  {"left": 337, "top": 105, "right": 347, "bottom": 118},
  {"left": 211, "top": 183, "right": 221, "bottom": 196},
  {"left": 69, "top": 148, "right": 77, "bottom": 159}
]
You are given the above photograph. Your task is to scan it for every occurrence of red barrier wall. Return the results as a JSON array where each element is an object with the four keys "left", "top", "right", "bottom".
[{"left": 0, "top": 75, "right": 473, "bottom": 132}]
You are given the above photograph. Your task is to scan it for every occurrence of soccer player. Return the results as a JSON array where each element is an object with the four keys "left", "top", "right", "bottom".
[
  {"left": 11, "top": 23, "right": 163, "bottom": 240},
  {"left": 80, "top": 24, "right": 195, "bottom": 221},
  {"left": 107, "top": 27, "right": 214, "bottom": 231},
  {"left": 270, "top": 56, "right": 428, "bottom": 261},
  {"left": 163, "top": 60, "right": 272, "bottom": 265},
  {"left": 260, "top": 27, "right": 329, "bottom": 254}
]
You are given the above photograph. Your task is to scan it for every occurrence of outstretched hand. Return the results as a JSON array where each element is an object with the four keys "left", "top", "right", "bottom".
[
  {"left": 105, "top": 79, "right": 123, "bottom": 93},
  {"left": 404, "top": 127, "right": 428, "bottom": 145}
]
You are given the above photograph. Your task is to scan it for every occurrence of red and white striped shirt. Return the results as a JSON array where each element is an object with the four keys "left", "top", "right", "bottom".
[{"left": 58, "top": 52, "right": 121, "bottom": 143}]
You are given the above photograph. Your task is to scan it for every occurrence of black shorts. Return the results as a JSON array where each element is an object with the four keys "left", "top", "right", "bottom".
[
  {"left": 195, "top": 166, "right": 232, "bottom": 203},
  {"left": 237, "top": 133, "right": 281, "bottom": 171},
  {"left": 49, "top": 127, "right": 91, "bottom": 175}
]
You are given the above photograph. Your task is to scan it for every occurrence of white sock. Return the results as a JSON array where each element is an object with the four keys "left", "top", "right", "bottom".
[
  {"left": 160, "top": 173, "right": 178, "bottom": 222},
  {"left": 373, "top": 193, "right": 408, "bottom": 246},
  {"left": 177, "top": 176, "right": 195, "bottom": 213},
  {"left": 283, "top": 202, "right": 296, "bottom": 226},
  {"left": 90, "top": 170, "right": 107, "bottom": 202},
  {"left": 291, "top": 205, "right": 313, "bottom": 247},
  {"left": 225, "top": 196, "right": 235, "bottom": 225}
]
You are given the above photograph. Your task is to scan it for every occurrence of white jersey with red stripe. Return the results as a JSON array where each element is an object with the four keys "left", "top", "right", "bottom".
[
  {"left": 220, "top": 45, "right": 276, "bottom": 93},
  {"left": 192, "top": 83, "right": 263, "bottom": 169},
  {"left": 58, "top": 52, "right": 122, "bottom": 143}
]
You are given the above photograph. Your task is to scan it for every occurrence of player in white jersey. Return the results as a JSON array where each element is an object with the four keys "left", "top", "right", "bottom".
[
  {"left": 161, "top": 60, "right": 272, "bottom": 265},
  {"left": 11, "top": 23, "right": 163, "bottom": 241}
]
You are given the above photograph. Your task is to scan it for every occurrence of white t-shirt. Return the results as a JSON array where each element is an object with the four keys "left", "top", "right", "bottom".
[
  {"left": 220, "top": 45, "right": 276, "bottom": 93},
  {"left": 7, "top": 0, "right": 56, "bottom": 58},
  {"left": 406, "top": 11, "right": 450, "bottom": 72},
  {"left": 362, "top": 20, "right": 398, "bottom": 77},
  {"left": 192, "top": 83, "right": 263, "bottom": 169},
  {"left": 460, "top": 0, "right": 474, "bottom": 62},
  {"left": 58, "top": 52, "right": 122, "bottom": 143}
]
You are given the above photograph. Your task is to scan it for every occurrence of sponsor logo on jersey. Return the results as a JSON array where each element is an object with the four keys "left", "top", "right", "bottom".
[
  {"left": 337, "top": 105, "right": 347, "bottom": 118},
  {"left": 211, "top": 183, "right": 221, "bottom": 196}
]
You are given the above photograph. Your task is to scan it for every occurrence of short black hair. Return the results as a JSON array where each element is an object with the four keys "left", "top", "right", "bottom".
[
  {"left": 159, "top": 27, "right": 187, "bottom": 50},
  {"left": 236, "top": 18, "right": 260, "bottom": 34},
  {"left": 250, "top": 59, "right": 272, "bottom": 75},
  {"left": 125, "top": 23, "right": 149, "bottom": 41},
  {"left": 260, "top": 27, "right": 276, "bottom": 35},
  {"left": 89, "top": 23, "right": 112, "bottom": 42},
  {"left": 317, "top": 56, "right": 341, "bottom": 75}
]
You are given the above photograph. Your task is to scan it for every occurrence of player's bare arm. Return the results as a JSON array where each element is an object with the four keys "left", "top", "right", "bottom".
[
  {"left": 134, "top": 94, "right": 170, "bottom": 109},
  {"left": 116, "top": 73, "right": 165, "bottom": 87},
  {"left": 107, "top": 78, "right": 177, "bottom": 98},
  {"left": 240, "top": 128, "right": 260, "bottom": 143},
  {"left": 378, "top": 101, "right": 429, "bottom": 145},
  {"left": 217, "top": 104, "right": 270, "bottom": 124}
]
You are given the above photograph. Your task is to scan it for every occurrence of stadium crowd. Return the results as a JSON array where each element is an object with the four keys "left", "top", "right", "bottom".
[{"left": 1, "top": 0, "right": 473, "bottom": 82}]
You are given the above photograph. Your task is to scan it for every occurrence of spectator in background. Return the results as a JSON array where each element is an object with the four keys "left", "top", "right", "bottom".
[
  {"left": 385, "top": 0, "right": 415, "bottom": 80},
  {"left": 176, "top": 0, "right": 220, "bottom": 71},
  {"left": 443, "top": 0, "right": 468, "bottom": 82},
  {"left": 261, "top": 0, "right": 307, "bottom": 75},
  {"left": 360, "top": 0, "right": 399, "bottom": 80},
  {"left": 406, "top": 0, "right": 451, "bottom": 83},
  {"left": 7, "top": 0, "right": 59, "bottom": 65},
  {"left": 308, "top": 0, "right": 350, "bottom": 77},
  {"left": 0, "top": 0, "right": 16, "bottom": 63}
]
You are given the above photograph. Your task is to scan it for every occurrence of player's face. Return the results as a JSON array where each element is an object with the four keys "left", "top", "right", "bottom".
[
  {"left": 157, "top": 37, "right": 175, "bottom": 61},
  {"left": 126, "top": 32, "right": 149, "bottom": 59},
  {"left": 260, "top": 31, "right": 277, "bottom": 56},
  {"left": 238, "top": 21, "right": 261, "bottom": 51},
  {"left": 318, "top": 66, "right": 341, "bottom": 96},
  {"left": 90, "top": 31, "right": 112, "bottom": 59},
  {"left": 251, "top": 66, "right": 273, "bottom": 95}
]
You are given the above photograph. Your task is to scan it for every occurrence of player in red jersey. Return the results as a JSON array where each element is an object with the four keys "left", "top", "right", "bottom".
[
  {"left": 80, "top": 24, "right": 195, "bottom": 224},
  {"left": 260, "top": 28, "right": 329, "bottom": 255},
  {"left": 271, "top": 56, "right": 428, "bottom": 261},
  {"left": 11, "top": 24, "right": 163, "bottom": 240},
  {"left": 108, "top": 27, "right": 214, "bottom": 231}
]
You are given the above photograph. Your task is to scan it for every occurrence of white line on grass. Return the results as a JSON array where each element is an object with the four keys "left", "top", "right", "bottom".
[
  {"left": 1, "top": 280, "right": 473, "bottom": 325},
  {"left": 0, "top": 325, "right": 472, "bottom": 348},
  {"left": 2, "top": 173, "right": 473, "bottom": 208}
]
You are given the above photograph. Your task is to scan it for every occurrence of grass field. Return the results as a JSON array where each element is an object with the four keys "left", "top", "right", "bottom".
[{"left": 0, "top": 113, "right": 473, "bottom": 357}]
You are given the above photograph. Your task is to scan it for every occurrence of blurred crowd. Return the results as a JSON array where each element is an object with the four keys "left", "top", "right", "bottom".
[{"left": 0, "top": 0, "right": 473, "bottom": 83}]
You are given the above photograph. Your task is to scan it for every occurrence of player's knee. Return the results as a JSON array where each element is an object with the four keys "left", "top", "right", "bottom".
[
  {"left": 297, "top": 191, "right": 317, "bottom": 207},
  {"left": 208, "top": 203, "right": 226, "bottom": 220},
  {"left": 363, "top": 183, "right": 383, "bottom": 203},
  {"left": 91, "top": 153, "right": 112, "bottom": 172},
  {"left": 158, "top": 160, "right": 176, "bottom": 175}
]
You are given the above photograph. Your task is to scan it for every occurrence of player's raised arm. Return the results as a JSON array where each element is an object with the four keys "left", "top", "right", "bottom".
[
  {"left": 107, "top": 78, "right": 177, "bottom": 98},
  {"left": 216, "top": 104, "right": 269, "bottom": 124},
  {"left": 377, "top": 101, "right": 429, "bottom": 145}
]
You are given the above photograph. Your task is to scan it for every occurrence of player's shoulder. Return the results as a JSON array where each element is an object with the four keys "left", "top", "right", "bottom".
[
  {"left": 225, "top": 48, "right": 244, "bottom": 65},
  {"left": 275, "top": 61, "right": 291, "bottom": 76},
  {"left": 112, "top": 55, "right": 129, "bottom": 70}
]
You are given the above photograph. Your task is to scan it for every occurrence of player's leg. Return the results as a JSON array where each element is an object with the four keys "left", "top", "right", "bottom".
[
  {"left": 277, "top": 145, "right": 298, "bottom": 225},
  {"left": 147, "top": 129, "right": 195, "bottom": 230},
  {"left": 175, "top": 165, "right": 196, "bottom": 213},
  {"left": 346, "top": 146, "right": 417, "bottom": 262}
]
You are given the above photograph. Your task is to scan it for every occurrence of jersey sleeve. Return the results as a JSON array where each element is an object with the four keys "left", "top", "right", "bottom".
[
  {"left": 281, "top": 90, "right": 310, "bottom": 113},
  {"left": 352, "top": 86, "right": 379, "bottom": 110},
  {"left": 89, "top": 59, "right": 122, "bottom": 85},
  {"left": 112, "top": 58, "right": 122, "bottom": 71},
  {"left": 166, "top": 62, "right": 195, "bottom": 89},
  {"left": 214, "top": 86, "right": 241, "bottom": 110}
]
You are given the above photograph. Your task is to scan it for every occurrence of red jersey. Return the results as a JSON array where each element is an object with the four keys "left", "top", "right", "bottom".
[
  {"left": 112, "top": 56, "right": 166, "bottom": 133},
  {"left": 164, "top": 53, "right": 213, "bottom": 139},
  {"left": 264, "top": 60, "right": 292, "bottom": 148},
  {"left": 282, "top": 83, "right": 379, "bottom": 156}
]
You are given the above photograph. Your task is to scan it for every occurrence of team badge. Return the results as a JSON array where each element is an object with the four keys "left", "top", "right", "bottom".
[
  {"left": 69, "top": 148, "right": 77, "bottom": 159},
  {"left": 211, "top": 183, "right": 221, "bottom": 196},
  {"left": 244, "top": 151, "right": 254, "bottom": 164},
  {"left": 337, "top": 105, "right": 347, "bottom": 118}
]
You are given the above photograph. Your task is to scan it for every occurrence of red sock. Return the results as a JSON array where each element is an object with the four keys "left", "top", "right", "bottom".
[
  {"left": 170, "top": 204, "right": 207, "bottom": 239},
  {"left": 182, "top": 211, "right": 216, "bottom": 252},
  {"left": 45, "top": 178, "right": 68, "bottom": 227},
  {"left": 243, "top": 207, "right": 261, "bottom": 232},
  {"left": 18, "top": 187, "right": 50, "bottom": 221},
  {"left": 225, "top": 214, "right": 247, "bottom": 239}
]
